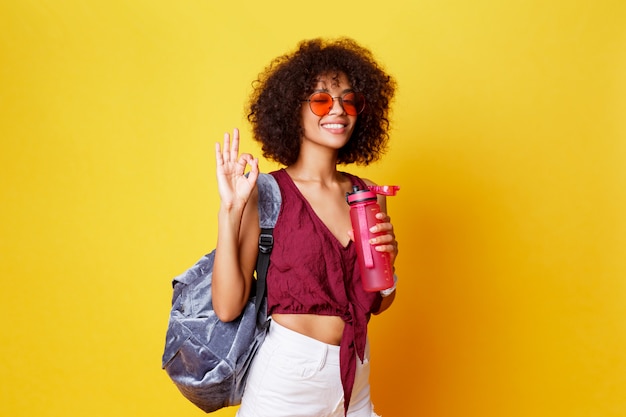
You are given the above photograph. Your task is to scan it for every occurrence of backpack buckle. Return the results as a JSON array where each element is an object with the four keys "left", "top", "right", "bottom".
[{"left": 258, "top": 233, "right": 274, "bottom": 254}]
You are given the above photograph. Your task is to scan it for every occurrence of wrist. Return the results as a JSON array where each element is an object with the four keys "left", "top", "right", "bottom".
[{"left": 218, "top": 201, "right": 247, "bottom": 218}]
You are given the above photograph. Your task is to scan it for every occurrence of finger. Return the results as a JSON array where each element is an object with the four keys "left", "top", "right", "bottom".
[
  {"left": 230, "top": 128, "right": 240, "bottom": 161},
  {"left": 248, "top": 156, "right": 260, "bottom": 173},
  {"left": 369, "top": 233, "right": 395, "bottom": 245},
  {"left": 247, "top": 157, "right": 260, "bottom": 183},
  {"left": 375, "top": 212, "right": 390, "bottom": 222},
  {"left": 234, "top": 154, "right": 249, "bottom": 176},
  {"left": 370, "top": 222, "right": 394, "bottom": 234},
  {"left": 238, "top": 153, "right": 257, "bottom": 170},
  {"left": 222, "top": 132, "right": 231, "bottom": 161},
  {"left": 215, "top": 142, "right": 223, "bottom": 166},
  {"left": 374, "top": 243, "right": 397, "bottom": 253}
]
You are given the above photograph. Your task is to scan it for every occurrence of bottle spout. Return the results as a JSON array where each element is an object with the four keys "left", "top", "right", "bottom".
[{"left": 368, "top": 185, "right": 400, "bottom": 196}]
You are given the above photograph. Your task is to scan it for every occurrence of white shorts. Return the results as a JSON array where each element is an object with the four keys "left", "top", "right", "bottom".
[{"left": 236, "top": 320, "right": 380, "bottom": 417}]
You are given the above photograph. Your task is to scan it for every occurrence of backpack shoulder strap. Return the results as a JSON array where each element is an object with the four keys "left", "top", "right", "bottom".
[
  {"left": 256, "top": 173, "right": 281, "bottom": 229},
  {"left": 254, "top": 173, "right": 281, "bottom": 318}
]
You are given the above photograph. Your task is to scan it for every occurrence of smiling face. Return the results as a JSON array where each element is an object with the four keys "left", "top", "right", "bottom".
[{"left": 299, "top": 72, "right": 358, "bottom": 154}]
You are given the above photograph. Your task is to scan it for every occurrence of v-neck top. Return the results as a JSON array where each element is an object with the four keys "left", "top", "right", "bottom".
[{"left": 267, "top": 168, "right": 383, "bottom": 413}]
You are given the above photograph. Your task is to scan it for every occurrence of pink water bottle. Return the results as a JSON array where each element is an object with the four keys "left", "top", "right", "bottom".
[{"left": 346, "top": 184, "right": 400, "bottom": 292}]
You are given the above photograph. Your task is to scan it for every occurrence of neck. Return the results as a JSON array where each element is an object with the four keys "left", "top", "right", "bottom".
[{"left": 286, "top": 149, "right": 341, "bottom": 185}]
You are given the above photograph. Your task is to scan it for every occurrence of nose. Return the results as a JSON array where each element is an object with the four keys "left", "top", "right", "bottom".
[{"left": 328, "top": 96, "right": 347, "bottom": 115}]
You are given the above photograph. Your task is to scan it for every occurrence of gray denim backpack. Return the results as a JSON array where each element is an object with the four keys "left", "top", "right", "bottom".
[{"left": 161, "top": 173, "right": 281, "bottom": 412}]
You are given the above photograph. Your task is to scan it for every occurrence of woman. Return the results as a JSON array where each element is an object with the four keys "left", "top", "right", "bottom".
[{"left": 212, "top": 38, "right": 398, "bottom": 417}]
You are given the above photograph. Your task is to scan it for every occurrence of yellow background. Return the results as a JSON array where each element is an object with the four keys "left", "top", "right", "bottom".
[{"left": 1, "top": 1, "right": 625, "bottom": 416}]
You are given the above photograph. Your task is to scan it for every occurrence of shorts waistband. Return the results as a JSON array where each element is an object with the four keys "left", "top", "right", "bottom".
[{"left": 266, "top": 319, "right": 341, "bottom": 366}]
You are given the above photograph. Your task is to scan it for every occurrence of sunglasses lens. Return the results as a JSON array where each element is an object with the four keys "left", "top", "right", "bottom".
[
  {"left": 309, "top": 93, "right": 333, "bottom": 116},
  {"left": 342, "top": 92, "right": 365, "bottom": 116}
]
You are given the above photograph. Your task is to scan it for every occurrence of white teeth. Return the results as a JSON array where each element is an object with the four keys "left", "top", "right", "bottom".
[{"left": 323, "top": 123, "right": 344, "bottom": 129}]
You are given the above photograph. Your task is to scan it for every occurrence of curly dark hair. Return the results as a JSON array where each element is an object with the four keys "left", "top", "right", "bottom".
[{"left": 247, "top": 38, "right": 396, "bottom": 166}]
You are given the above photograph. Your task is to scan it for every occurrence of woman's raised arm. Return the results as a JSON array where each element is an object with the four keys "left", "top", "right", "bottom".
[{"left": 212, "top": 128, "right": 262, "bottom": 321}]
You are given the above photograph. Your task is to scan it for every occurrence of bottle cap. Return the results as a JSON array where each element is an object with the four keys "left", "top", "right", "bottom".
[
  {"left": 346, "top": 186, "right": 377, "bottom": 204},
  {"left": 367, "top": 185, "right": 400, "bottom": 196}
]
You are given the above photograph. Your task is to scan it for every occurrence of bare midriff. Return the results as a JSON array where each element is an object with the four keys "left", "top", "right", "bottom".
[{"left": 271, "top": 313, "right": 345, "bottom": 346}]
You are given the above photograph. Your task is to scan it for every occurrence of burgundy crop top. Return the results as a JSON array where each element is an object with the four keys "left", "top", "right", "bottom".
[{"left": 267, "top": 168, "right": 383, "bottom": 413}]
